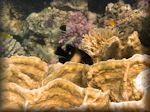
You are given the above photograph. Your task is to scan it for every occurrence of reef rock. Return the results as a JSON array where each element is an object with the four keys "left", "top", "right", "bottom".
[
  {"left": 0, "top": 0, "right": 28, "bottom": 36},
  {"left": 22, "top": 35, "right": 59, "bottom": 63},
  {"left": 50, "top": 0, "right": 88, "bottom": 11},
  {"left": 139, "top": 7, "right": 150, "bottom": 47},
  {"left": 99, "top": 1, "right": 148, "bottom": 40},
  {"left": 123, "top": 31, "right": 146, "bottom": 57},
  {"left": 26, "top": 7, "right": 70, "bottom": 51},
  {"left": 26, "top": 7, "right": 68, "bottom": 36}
]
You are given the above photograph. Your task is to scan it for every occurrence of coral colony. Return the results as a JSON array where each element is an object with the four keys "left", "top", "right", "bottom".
[
  {"left": 0, "top": 0, "right": 150, "bottom": 111},
  {"left": 59, "top": 12, "right": 93, "bottom": 48}
]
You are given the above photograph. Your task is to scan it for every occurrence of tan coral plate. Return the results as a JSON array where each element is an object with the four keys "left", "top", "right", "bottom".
[{"left": 0, "top": 54, "right": 150, "bottom": 112}]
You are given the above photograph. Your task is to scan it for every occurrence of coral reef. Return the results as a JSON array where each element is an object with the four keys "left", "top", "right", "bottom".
[
  {"left": 26, "top": 7, "right": 68, "bottom": 37},
  {"left": 59, "top": 11, "right": 94, "bottom": 48},
  {"left": 0, "top": 0, "right": 150, "bottom": 111},
  {"left": 26, "top": 7, "right": 69, "bottom": 53},
  {"left": 99, "top": 1, "right": 148, "bottom": 40},
  {"left": 0, "top": 0, "right": 54, "bottom": 36},
  {"left": 80, "top": 29, "right": 146, "bottom": 63},
  {"left": 123, "top": 31, "right": 146, "bottom": 57},
  {"left": 0, "top": 54, "right": 150, "bottom": 111}
]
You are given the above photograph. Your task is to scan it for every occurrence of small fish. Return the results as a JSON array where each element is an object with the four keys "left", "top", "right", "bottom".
[
  {"left": 0, "top": 32, "right": 13, "bottom": 39},
  {"left": 104, "top": 18, "right": 117, "bottom": 28}
]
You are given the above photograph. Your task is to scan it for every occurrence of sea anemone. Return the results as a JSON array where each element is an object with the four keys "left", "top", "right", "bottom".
[{"left": 58, "top": 11, "right": 94, "bottom": 48}]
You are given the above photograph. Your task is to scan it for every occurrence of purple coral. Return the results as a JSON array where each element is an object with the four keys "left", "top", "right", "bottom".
[
  {"left": 45, "top": 16, "right": 54, "bottom": 28},
  {"left": 59, "top": 12, "right": 93, "bottom": 48}
]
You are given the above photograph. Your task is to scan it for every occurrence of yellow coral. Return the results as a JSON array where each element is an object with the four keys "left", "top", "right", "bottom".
[{"left": 80, "top": 28, "right": 120, "bottom": 62}]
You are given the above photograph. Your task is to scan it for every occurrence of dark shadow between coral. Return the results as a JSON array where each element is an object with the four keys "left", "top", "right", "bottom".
[{"left": 55, "top": 44, "right": 93, "bottom": 65}]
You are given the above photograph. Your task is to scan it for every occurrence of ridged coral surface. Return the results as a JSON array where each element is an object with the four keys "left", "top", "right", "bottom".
[{"left": 0, "top": 54, "right": 150, "bottom": 111}]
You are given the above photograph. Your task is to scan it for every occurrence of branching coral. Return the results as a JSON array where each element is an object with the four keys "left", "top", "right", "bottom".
[
  {"left": 80, "top": 28, "right": 147, "bottom": 62},
  {"left": 79, "top": 28, "right": 121, "bottom": 62},
  {"left": 59, "top": 11, "right": 94, "bottom": 48}
]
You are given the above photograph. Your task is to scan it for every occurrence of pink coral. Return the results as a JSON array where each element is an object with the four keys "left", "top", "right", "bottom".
[{"left": 59, "top": 11, "right": 94, "bottom": 48}]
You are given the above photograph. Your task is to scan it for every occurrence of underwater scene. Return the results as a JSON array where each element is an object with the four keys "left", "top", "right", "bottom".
[{"left": 0, "top": 0, "right": 150, "bottom": 111}]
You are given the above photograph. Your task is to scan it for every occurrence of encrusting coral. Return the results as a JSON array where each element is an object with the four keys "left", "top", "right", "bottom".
[
  {"left": 26, "top": 7, "right": 69, "bottom": 37},
  {"left": 0, "top": 54, "right": 150, "bottom": 111}
]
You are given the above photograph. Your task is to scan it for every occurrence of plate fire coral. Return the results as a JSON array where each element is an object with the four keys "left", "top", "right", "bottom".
[{"left": 0, "top": 54, "right": 150, "bottom": 111}]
